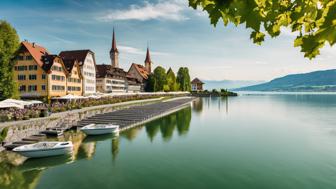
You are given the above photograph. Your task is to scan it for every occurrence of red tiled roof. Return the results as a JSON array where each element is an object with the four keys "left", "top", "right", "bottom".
[
  {"left": 20, "top": 41, "right": 49, "bottom": 67},
  {"left": 130, "top": 63, "right": 149, "bottom": 79},
  {"left": 191, "top": 78, "right": 204, "bottom": 84}
]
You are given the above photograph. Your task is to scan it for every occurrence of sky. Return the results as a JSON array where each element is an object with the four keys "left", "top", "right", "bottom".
[{"left": 1, "top": 0, "right": 335, "bottom": 81}]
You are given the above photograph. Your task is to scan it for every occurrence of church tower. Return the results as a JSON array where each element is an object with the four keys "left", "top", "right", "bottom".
[
  {"left": 110, "top": 28, "right": 119, "bottom": 68},
  {"left": 144, "top": 47, "right": 152, "bottom": 73}
]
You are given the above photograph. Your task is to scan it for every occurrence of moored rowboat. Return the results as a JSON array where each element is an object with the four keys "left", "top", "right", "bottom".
[
  {"left": 80, "top": 124, "right": 119, "bottom": 135},
  {"left": 13, "top": 141, "right": 73, "bottom": 158}
]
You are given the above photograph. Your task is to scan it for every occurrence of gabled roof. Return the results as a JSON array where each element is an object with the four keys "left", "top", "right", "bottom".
[
  {"left": 191, "top": 78, "right": 204, "bottom": 84},
  {"left": 96, "top": 64, "right": 126, "bottom": 78},
  {"left": 59, "top": 50, "right": 95, "bottom": 66},
  {"left": 41, "top": 55, "right": 68, "bottom": 74},
  {"left": 129, "top": 63, "right": 149, "bottom": 79},
  {"left": 20, "top": 41, "right": 49, "bottom": 67},
  {"left": 63, "top": 59, "right": 82, "bottom": 79},
  {"left": 63, "top": 59, "right": 76, "bottom": 72}
]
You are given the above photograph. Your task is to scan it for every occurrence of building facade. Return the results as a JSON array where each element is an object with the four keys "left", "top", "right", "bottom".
[
  {"left": 127, "top": 47, "right": 153, "bottom": 91},
  {"left": 96, "top": 64, "right": 127, "bottom": 93},
  {"left": 64, "top": 59, "right": 83, "bottom": 96},
  {"left": 191, "top": 78, "right": 204, "bottom": 92},
  {"left": 126, "top": 76, "right": 141, "bottom": 93},
  {"left": 59, "top": 50, "right": 96, "bottom": 96},
  {"left": 14, "top": 41, "right": 69, "bottom": 99}
]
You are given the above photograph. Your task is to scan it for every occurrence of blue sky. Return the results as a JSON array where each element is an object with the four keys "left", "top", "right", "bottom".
[{"left": 1, "top": 0, "right": 335, "bottom": 81}]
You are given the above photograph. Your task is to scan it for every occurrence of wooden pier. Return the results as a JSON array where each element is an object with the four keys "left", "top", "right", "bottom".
[
  {"left": 75, "top": 97, "right": 195, "bottom": 131},
  {"left": 4, "top": 97, "right": 194, "bottom": 150}
]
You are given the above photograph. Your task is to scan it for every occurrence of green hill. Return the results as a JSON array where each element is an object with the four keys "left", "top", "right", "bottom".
[{"left": 236, "top": 69, "right": 336, "bottom": 92}]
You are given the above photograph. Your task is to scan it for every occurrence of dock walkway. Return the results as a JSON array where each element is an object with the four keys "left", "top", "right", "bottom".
[{"left": 75, "top": 97, "right": 194, "bottom": 131}]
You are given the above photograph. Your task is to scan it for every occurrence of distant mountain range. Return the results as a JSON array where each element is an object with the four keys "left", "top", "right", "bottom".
[
  {"left": 235, "top": 69, "right": 336, "bottom": 92},
  {"left": 203, "top": 80, "right": 265, "bottom": 90}
]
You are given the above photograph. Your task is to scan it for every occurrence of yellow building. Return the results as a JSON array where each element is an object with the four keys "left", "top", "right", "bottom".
[
  {"left": 64, "top": 59, "right": 83, "bottom": 96},
  {"left": 14, "top": 41, "right": 69, "bottom": 99}
]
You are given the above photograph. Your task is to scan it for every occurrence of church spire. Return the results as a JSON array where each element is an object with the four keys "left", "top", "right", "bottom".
[
  {"left": 144, "top": 45, "right": 152, "bottom": 73},
  {"left": 110, "top": 28, "right": 118, "bottom": 53},
  {"left": 110, "top": 28, "right": 119, "bottom": 68},
  {"left": 145, "top": 47, "right": 151, "bottom": 63}
]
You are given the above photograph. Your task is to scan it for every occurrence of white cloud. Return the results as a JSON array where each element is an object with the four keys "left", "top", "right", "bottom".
[
  {"left": 119, "top": 45, "right": 170, "bottom": 56},
  {"left": 119, "top": 45, "right": 144, "bottom": 55},
  {"left": 98, "top": 1, "right": 187, "bottom": 21}
]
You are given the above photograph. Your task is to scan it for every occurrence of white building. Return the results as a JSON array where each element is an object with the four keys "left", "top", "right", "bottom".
[
  {"left": 96, "top": 64, "right": 127, "bottom": 93},
  {"left": 59, "top": 50, "right": 96, "bottom": 96}
]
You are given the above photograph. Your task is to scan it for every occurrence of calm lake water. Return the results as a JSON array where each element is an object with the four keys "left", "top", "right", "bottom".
[{"left": 1, "top": 94, "right": 336, "bottom": 189}]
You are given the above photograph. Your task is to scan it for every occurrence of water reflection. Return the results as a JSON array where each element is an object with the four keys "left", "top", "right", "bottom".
[
  {"left": 192, "top": 98, "right": 203, "bottom": 113},
  {"left": 140, "top": 106, "right": 192, "bottom": 142},
  {"left": 0, "top": 152, "right": 41, "bottom": 189},
  {"left": 0, "top": 106, "right": 192, "bottom": 189}
]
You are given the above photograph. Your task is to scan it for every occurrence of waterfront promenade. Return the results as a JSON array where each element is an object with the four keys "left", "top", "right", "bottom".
[{"left": 2, "top": 97, "right": 195, "bottom": 151}]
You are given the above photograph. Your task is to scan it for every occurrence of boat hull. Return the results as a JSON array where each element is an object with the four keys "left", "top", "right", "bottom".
[
  {"left": 13, "top": 141, "right": 73, "bottom": 158},
  {"left": 16, "top": 147, "right": 72, "bottom": 158},
  {"left": 81, "top": 128, "right": 119, "bottom": 135}
]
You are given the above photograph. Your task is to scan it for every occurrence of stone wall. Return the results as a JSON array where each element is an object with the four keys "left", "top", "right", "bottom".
[{"left": 0, "top": 97, "right": 163, "bottom": 147}]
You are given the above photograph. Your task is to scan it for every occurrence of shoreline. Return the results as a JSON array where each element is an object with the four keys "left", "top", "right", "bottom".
[{"left": 0, "top": 96, "right": 196, "bottom": 152}]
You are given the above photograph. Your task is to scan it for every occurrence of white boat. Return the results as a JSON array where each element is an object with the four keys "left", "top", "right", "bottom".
[
  {"left": 80, "top": 124, "right": 119, "bottom": 135},
  {"left": 13, "top": 141, "right": 73, "bottom": 158}
]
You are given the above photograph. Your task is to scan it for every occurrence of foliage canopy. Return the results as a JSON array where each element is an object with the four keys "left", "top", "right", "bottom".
[
  {"left": 188, "top": 0, "right": 336, "bottom": 59},
  {"left": 177, "top": 67, "right": 191, "bottom": 91},
  {"left": 153, "top": 66, "right": 167, "bottom": 91},
  {"left": 0, "top": 20, "right": 20, "bottom": 99}
]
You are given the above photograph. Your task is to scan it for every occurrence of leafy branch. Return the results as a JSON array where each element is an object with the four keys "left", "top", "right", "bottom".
[{"left": 189, "top": 0, "right": 336, "bottom": 59}]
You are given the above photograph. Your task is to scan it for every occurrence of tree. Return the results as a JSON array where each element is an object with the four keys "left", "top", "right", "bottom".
[
  {"left": 153, "top": 66, "right": 167, "bottom": 91},
  {"left": 0, "top": 20, "right": 20, "bottom": 99},
  {"left": 188, "top": 0, "right": 336, "bottom": 59},
  {"left": 177, "top": 67, "right": 191, "bottom": 91},
  {"left": 145, "top": 73, "right": 155, "bottom": 92},
  {"left": 166, "top": 68, "right": 179, "bottom": 91}
]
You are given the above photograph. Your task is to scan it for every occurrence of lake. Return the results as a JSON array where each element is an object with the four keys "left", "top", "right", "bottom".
[{"left": 1, "top": 93, "right": 336, "bottom": 189}]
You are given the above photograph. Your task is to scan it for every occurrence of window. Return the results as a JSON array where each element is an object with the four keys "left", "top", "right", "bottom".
[
  {"left": 42, "top": 74, "right": 46, "bottom": 79},
  {"left": 14, "top": 66, "right": 18, "bottom": 71},
  {"left": 67, "top": 86, "right": 80, "bottom": 91},
  {"left": 26, "top": 56, "right": 33, "bottom": 60},
  {"left": 52, "top": 75, "right": 65, "bottom": 81},
  {"left": 52, "top": 85, "right": 65, "bottom": 91},
  {"left": 51, "top": 65, "right": 63, "bottom": 72},
  {"left": 19, "top": 85, "right": 26, "bottom": 92},
  {"left": 41, "top": 85, "right": 46, "bottom": 91},
  {"left": 28, "top": 85, "right": 37, "bottom": 91},
  {"left": 17, "top": 56, "right": 24, "bottom": 60},
  {"left": 29, "top": 65, "right": 38, "bottom": 70},
  {"left": 18, "top": 75, "right": 26, "bottom": 80},
  {"left": 29, "top": 74, "right": 37, "bottom": 80},
  {"left": 17, "top": 66, "right": 27, "bottom": 71}
]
